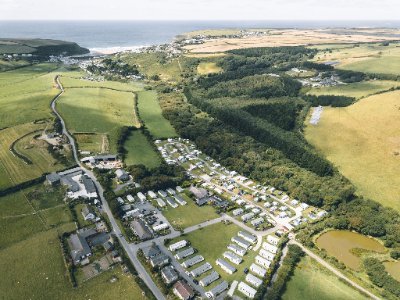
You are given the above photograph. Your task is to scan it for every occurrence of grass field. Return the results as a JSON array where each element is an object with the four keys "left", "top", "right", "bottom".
[
  {"left": 197, "top": 62, "right": 222, "bottom": 75},
  {"left": 136, "top": 91, "right": 177, "bottom": 139},
  {"left": 305, "top": 90, "right": 400, "bottom": 211},
  {"left": 307, "top": 80, "right": 400, "bottom": 99},
  {"left": 0, "top": 63, "right": 60, "bottom": 128},
  {"left": 124, "top": 130, "right": 161, "bottom": 168},
  {"left": 57, "top": 87, "right": 140, "bottom": 153},
  {"left": 340, "top": 56, "right": 400, "bottom": 75},
  {"left": 75, "top": 133, "right": 105, "bottom": 154},
  {"left": 281, "top": 256, "right": 365, "bottom": 300},
  {"left": 0, "top": 122, "right": 68, "bottom": 189},
  {"left": 162, "top": 196, "right": 219, "bottom": 229},
  {"left": 60, "top": 74, "right": 144, "bottom": 91}
]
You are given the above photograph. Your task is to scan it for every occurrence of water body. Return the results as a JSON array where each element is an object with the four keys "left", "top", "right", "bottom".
[
  {"left": 1, "top": 20, "right": 400, "bottom": 52},
  {"left": 316, "top": 230, "right": 386, "bottom": 270}
]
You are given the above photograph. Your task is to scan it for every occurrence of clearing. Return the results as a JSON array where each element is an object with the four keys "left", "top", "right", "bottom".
[
  {"left": 305, "top": 90, "right": 400, "bottom": 212},
  {"left": 197, "top": 62, "right": 222, "bottom": 75}
]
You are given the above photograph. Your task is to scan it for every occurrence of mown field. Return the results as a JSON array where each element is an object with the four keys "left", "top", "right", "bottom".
[
  {"left": 57, "top": 87, "right": 140, "bottom": 153},
  {"left": 123, "top": 130, "right": 161, "bottom": 168},
  {"left": 305, "top": 90, "right": 400, "bottom": 212},
  {"left": 137, "top": 91, "right": 177, "bottom": 139},
  {"left": 307, "top": 80, "right": 400, "bottom": 99},
  {"left": 281, "top": 256, "right": 365, "bottom": 300},
  {"left": 0, "top": 122, "right": 68, "bottom": 189}
]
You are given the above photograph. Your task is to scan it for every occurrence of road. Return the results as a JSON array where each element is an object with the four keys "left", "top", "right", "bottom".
[
  {"left": 290, "top": 240, "right": 381, "bottom": 300},
  {"left": 52, "top": 76, "right": 166, "bottom": 300}
]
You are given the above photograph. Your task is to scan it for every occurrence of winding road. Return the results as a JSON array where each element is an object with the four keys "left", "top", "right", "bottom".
[{"left": 51, "top": 76, "right": 166, "bottom": 300}]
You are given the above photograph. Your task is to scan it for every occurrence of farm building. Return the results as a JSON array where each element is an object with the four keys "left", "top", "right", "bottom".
[
  {"left": 267, "top": 235, "right": 280, "bottom": 245},
  {"left": 190, "top": 262, "right": 212, "bottom": 277},
  {"left": 231, "top": 236, "right": 251, "bottom": 249},
  {"left": 115, "top": 169, "right": 129, "bottom": 181},
  {"left": 175, "top": 247, "right": 195, "bottom": 260},
  {"left": 223, "top": 251, "right": 243, "bottom": 265},
  {"left": 182, "top": 255, "right": 204, "bottom": 268},
  {"left": 238, "top": 281, "right": 257, "bottom": 299},
  {"left": 169, "top": 240, "right": 187, "bottom": 252},
  {"left": 246, "top": 273, "right": 263, "bottom": 288},
  {"left": 251, "top": 217, "right": 264, "bottom": 227},
  {"left": 174, "top": 195, "right": 187, "bottom": 205},
  {"left": 232, "top": 208, "right": 244, "bottom": 216},
  {"left": 161, "top": 265, "right": 179, "bottom": 285},
  {"left": 166, "top": 197, "right": 178, "bottom": 208},
  {"left": 238, "top": 231, "right": 257, "bottom": 244},
  {"left": 259, "top": 249, "right": 275, "bottom": 261},
  {"left": 216, "top": 258, "right": 236, "bottom": 274},
  {"left": 46, "top": 172, "right": 60, "bottom": 186},
  {"left": 173, "top": 280, "right": 194, "bottom": 300},
  {"left": 153, "top": 223, "right": 169, "bottom": 232},
  {"left": 227, "top": 244, "right": 246, "bottom": 256},
  {"left": 199, "top": 271, "right": 219, "bottom": 287},
  {"left": 205, "top": 280, "right": 229, "bottom": 298},
  {"left": 156, "top": 198, "right": 166, "bottom": 208},
  {"left": 250, "top": 263, "right": 267, "bottom": 277},
  {"left": 262, "top": 242, "right": 278, "bottom": 254},
  {"left": 255, "top": 256, "right": 271, "bottom": 268},
  {"left": 241, "top": 212, "right": 255, "bottom": 222}
]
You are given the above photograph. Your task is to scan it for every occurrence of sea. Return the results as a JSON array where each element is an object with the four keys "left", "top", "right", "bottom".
[{"left": 1, "top": 20, "right": 399, "bottom": 53}]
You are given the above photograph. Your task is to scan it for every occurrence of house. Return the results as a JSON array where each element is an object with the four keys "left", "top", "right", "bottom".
[
  {"left": 173, "top": 280, "right": 194, "bottom": 300},
  {"left": 143, "top": 243, "right": 161, "bottom": 259},
  {"left": 46, "top": 172, "right": 60, "bottom": 186},
  {"left": 190, "top": 262, "right": 212, "bottom": 277},
  {"left": 238, "top": 281, "right": 257, "bottom": 299},
  {"left": 161, "top": 265, "right": 179, "bottom": 285},
  {"left": 169, "top": 240, "right": 187, "bottom": 252},
  {"left": 182, "top": 255, "right": 204, "bottom": 268},
  {"left": 115, "top": 169, "right": 129, "bottom": 181},
  {"left": 223, "top": 251, "right": 242, "bottom": 265},
  {"left": 68, "top": 233, "right": 92, "bottom": 265},
  {"left": 227, "top": 244, "right": 246, "bottom": 257},
  {"left": 130, "top": 219, "right": 153, "bottom": 241},
  {"left": 246, "top": 273, "right": 263, "bottom": 288},
  {"left": 153, "top": 223, "right": 169, "bottom": 232},
  {"left": 81, "top": 204, "right": 96, "bottom": 221},
  {"left": 231, "top": 236, "right": 251, "bottom": 249},
  {"left": 255, "top": 256, "right": 271, "bottom": 268},
  {"left": 262, "top": 242, "right": 278, "bottom": 254},
  {"left": 150, "top": 252, "right": 169, "bottom": 268},
  {"left": 238, "top": 231, "right": 257, "bottom": 244},
  {"left": 189, "top": 186, "right": 208, "bottom": 205},
  {"left": 267, "top": 235, "right": 280, "bottom": 246},
  {"left": 175, "top": 247, "right": 195, "bottom": 260},
  {"left": 216, "top": 258, "right": 236, "bottom": 274},
  {"left": 250, "top": 263, "right": 267, "bottom": 277},
  {"left": 205, "top": 280, "right": 228, "bottom": 298},
  {"left": 199, "top": 271, "right": 219, "bottom": 287}
]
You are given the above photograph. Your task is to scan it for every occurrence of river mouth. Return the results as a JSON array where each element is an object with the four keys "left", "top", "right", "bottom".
[{"left": 316, "top": 230, "right": 386, "bottom": 270}]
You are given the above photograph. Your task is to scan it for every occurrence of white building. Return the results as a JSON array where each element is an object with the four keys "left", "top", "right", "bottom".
[
  {"left": 232, "top": 208, "right": 244, "bottom": 216},
  {"left": 246, "top": 273, "right": 263, "bottom": 288},
  {"left": 137, "top": 192, "right": 147, "bottom": 202},
  {"left": 259, "top": 249, "right": 275, "bottom": 261},
  {"left": 238, "top": 281, "right": 257, "bottom": 299},
  {"left": 251, "top": 217, "right": 264, "bottom": 227},
  {"left": 250, "top": 263, "right": 267, "bottom": 277},
  {"left": 169, "top": 240, "right": 187, "bottom": 252},
  {"left": 255, "top": 256, "right": 271, "bottom": 268},
  {"left": 156, "top": 198, "right": 166, "bottom": 208},
  {"left": 182, "top": 255, "right": 204, "bottom": 268},
  {"left": 148, "top": 191, "right": 157, "bottom": 199},
  {"left": 199, "top": 271, "right": 219, "bottom": 287},
  {"left": 227, "top": 244, "right": 246, "bottom": 257},
  {"left": 262, "top": 242, "right": 278, "bottom": 254},
  {"left": 231, "top": 236, "right": 251, "bottom": 249},
  {"left": 190, "top": 262, "right": 212, "bottom": 277},
  {"left": 223, "top": 251, "right": 243, "bottom": 265},
  {"left": 126, "top": 194, "right": 135, "bottom": 203},
  {"left": 205, "top": 280, "right": 228, "bottom": 298},
  {"left": 216, "top": 258, "right": 236, "bottom": 274},
  {"left": 238, "top": 231, "right": 257, "bottom": 244},
  {"left": 267, "top": 235, "right": 280, "bottom": 246},
  {"left": 241, "top": 212, "right": 255, "bottom": 222},
  {"left": 153, "top": 223, "right": 169, "bottom": 232}
]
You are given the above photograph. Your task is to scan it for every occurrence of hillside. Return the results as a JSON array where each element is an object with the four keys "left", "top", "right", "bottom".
[{"left": 0, "top": 38, "right": 89, "bottom": 56}]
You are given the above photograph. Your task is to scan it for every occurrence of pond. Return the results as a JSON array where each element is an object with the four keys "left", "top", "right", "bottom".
[
  {"left": 316, "top": 230, "right": 386, "bottom": 270},
  {"left": 384, "top": 261, "right": 400, "bottom": 282}
]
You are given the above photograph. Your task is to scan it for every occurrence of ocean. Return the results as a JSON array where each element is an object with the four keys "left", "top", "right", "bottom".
[{"left": 1, "top": 20, "right": 399, "bottom": 52}]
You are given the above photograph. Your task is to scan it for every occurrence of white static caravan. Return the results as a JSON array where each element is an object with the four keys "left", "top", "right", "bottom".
[
  {"left": 259, "top": 249, "right": 275, "bottom": 261},
  {"left": 169, "top": 240, "right": 187, "bottom": 252},
  {"left": 238, "top": 281, "right": 257, "bottom": 299},
  {"left": 255, "top": 256, "right": 271, "bottom": 268},
  {"left": 246, "top": 273, "right": 263, "bottom": 288},
  {"left": 267, "top": 235, "right": 280, "bottom": 246},
  {"left": 250, "top": 263, "right": 267, "bottom": 277},
  {"left": 262, "top": 242, "right": 278, "bottom": 254}
]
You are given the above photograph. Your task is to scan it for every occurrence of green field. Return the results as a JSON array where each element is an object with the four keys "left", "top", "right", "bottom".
[
  {"left": 305, "top": 90, "right": 400, "bottom": 211},
  {"left": 197, "top": 62, "right": 222, "bottom": 75},
  {"left": 61, "top": 74, "right": 144, "bottom": 91},
  {"left": 307, "top": 80, "right": 400, "bottom": 99},
  {"left": 281, "top": 256, "right": 365, "bottom": 300},
  {"left": 57, "top": 87, "right": 140, "bottom": 153},
  {"left": 124, "top": 130, "right": 161, "bottom": 168},
  {"left": 340, "top": 56, "right": 400, "bottom": 76},
  {"left": 137, "top": 91, "right": 177, "bottom": 139},
  {"left": 162, "top": 196, "right": 219, "bottom": 229}
]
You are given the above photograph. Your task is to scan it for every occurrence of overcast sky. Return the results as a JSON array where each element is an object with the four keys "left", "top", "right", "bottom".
[{"left": 0, "top": 0, "right": 398, "bottom": 20}]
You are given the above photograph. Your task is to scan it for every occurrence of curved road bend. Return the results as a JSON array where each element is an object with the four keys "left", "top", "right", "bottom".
[
  {"left": 290, "top": 240, "right": 381, "bottom": 300},
  {"left": 52, "top": 76, "right": 166, "bottom": 300}
]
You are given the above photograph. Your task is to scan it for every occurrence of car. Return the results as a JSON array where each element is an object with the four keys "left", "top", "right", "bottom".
[
  {"left": 193, "top": 279, "right": 199, "bottom": 285},
  {"left": 244, "top": 268, "right": 249, "bottom": 274}
]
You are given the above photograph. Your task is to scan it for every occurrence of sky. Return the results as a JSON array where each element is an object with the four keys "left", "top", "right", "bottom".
[{"left": 0, "top": 0, "right": 398, "bottom": 21}]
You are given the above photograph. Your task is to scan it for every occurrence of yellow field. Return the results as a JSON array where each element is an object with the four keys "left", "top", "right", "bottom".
[
  {"left": 197, "top": 62, "right": 222, "bottom": 75},
  {"left": 305, "top": 90, "right": 400, "bottom": 211}
]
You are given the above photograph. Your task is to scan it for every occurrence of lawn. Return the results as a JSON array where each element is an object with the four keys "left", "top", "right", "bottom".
[
  {"left": 307, "top": 80, "right": 400, "bottom": 99},
  {"left": 0, "top": 122, "right": 68, "bottom": 189},
  {"left": 124, "top": 130, "right": 161, "bottom": 168},
  {"left": 281, "top": 256, "right": 365, "bottom": 300},
  {"left": 162, "top": 195, "right": 219, "bottom": 229},
  {"left": 197, "top": 62, "right": 222, "bottom": 75},
  {"left": 305, "top": 90, "right": 400, "bottom": 212},
  {"left": 136, "top": 90, "right": 177, "bottom": 139},
  {"left": 57, "top": 87, "right": 140, "bottom": 152}
]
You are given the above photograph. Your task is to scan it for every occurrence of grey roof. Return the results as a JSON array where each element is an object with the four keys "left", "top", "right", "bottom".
[
  {"left": 46, "top": 172, "right": 60, "bottom": 183},
  {"left": 131, "top": 219, "right": 153, "bottom": 240},
  {"left": 189, "top": 186, "right": 208, "bottom": 199},
  {"left": 81, "top": 175, "right": 96, "bottom": 194},
  {"left": 143, "top": 244, "right": 161, "bottom": 259},
  {"left": 190, "top": 262, "right": 212, "bottom": 277},
  {"left": 161, "top": 265, "right": 178, "bottom": 283},
  {"left": 77, "top": 228, "right": 97, "bottom": 239},
  {"left": 68, "top": 233, "right": 91, "bottom": 263},
  {"left": 208, "top": 280, "right": 229, "bottom": 296},
  {"left": 94, "top": 154, "right": 117, "bottom": 161},
  {"left": 199, "top": 271, "right": 219, "bottom": 286},
  {"left": 216, "top": 258, "right": 236, "bottom": 273},
  {"left": 87, "top": 232, "right": 110, "bottom": 247},
  {"left": 115, "top": 169, "right": 129, "bottom": 179},
  {"left": 61, "top": 176, "right": 80, "bottom": 192},
  {"left": 150, "top": 252, "right": 169, "bottom": 267},
  {"left": 82, "top": 204, "right": 94, "bottom": 217},
  {"left": 175, "top": 247, "right": 195, "bottom": 260}
]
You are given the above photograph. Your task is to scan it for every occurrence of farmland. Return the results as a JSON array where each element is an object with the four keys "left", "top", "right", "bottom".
[
  {"left": 136, "top": 90, "right": 177, "bottom": 139},
  {"left": 57, "top": 87, "right": 140, "bottom": 153},
  {"left": 305, "top": 90, "right": 400, "bottom": 211},
  {"left": 197, "top": 62, "right": 222, "bottom": 75},
  {"left": 60, "top": 74, "right": 144, "bottom": 91},
  {"left": 281, "top": 256, "right": 365, "bottom": 300},
  {"left": 123, "top": 130, "right": 161, "bottom": 168}
]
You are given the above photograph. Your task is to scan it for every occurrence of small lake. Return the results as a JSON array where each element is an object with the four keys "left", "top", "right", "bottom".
[
  {"left": 384, "top": 261, "right": 400, "bottom": 282},
  {"left": 316, "top": 230, "right": 386, "bottom": 270}
]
